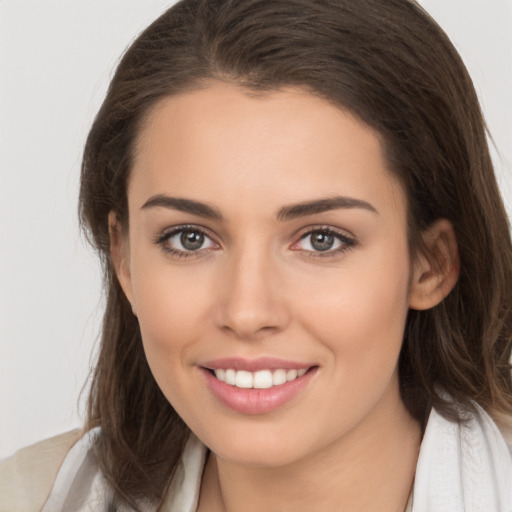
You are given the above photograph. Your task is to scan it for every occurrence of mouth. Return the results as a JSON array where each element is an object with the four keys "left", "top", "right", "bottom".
[{"left": 200, "top": 359, "right": 318, "bottom": 415}]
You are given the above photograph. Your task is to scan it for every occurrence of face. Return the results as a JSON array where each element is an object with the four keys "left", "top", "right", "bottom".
[{"left": 115, "top": 83, "right": 418, "bottom": 467}]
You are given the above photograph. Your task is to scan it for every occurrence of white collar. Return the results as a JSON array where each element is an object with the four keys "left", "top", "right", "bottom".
[
  {"left": 160, "top": 433, "right": 206, "bottom": 512},
  {"left": 411, "top": 403, "right": 512, "bottom": 511}
]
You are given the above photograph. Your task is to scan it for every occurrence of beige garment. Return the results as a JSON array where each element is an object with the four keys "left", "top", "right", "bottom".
[{"left": 0, "top": 430, "right": 82, "bottom": 512}]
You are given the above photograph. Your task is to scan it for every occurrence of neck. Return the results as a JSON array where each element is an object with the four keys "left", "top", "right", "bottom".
[{"left": 197, "top": 385, "right": 421, "bottom": 512}]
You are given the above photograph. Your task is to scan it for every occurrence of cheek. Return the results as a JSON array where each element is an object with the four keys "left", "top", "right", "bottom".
[
  {"left": 128, "top": 249, "right": 215, "bottom": 380},
  {"left": 131, "top": 267, "right": 211, "bottom": 414},
  {"left": 297, "top": 244, "right": 411, "bottom": 373},
  {"left": 284, "top": 247, "right": 412, "bottom": 439},
  {"left": 136, "top": 279, "right": 209, "bottom": 350}
]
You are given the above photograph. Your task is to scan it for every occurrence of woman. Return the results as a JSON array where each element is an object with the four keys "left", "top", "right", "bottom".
[{"left": 1, "top": 0, "right": 511, "bottom": 510}]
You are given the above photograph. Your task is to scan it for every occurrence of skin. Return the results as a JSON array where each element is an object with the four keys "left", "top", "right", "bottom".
[{"left": 111, "top": 82, "right": 459, "bottom": 512}]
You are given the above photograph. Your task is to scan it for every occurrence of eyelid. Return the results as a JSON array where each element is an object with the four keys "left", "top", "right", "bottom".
[
  {"left": 154, "top": 223, "right": 216, "bottom": 243},
  {"left": 290, "top": 225, "right": 356, "bottom": 255},
  {"left": 154, "top": 224, "right": 220, "bottom": 258}
]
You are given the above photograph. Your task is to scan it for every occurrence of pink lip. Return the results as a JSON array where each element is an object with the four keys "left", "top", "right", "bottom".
[
  {"left": 200, "top": 364, "right": 318, "bottom": 415},
  {"left": 201, "top": 357, "right": 312, "bottom": 372}
]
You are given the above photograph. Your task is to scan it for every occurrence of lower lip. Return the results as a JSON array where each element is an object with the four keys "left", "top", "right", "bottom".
[{"left": 201, "top": 367, "right": 317, "bottom": 415}]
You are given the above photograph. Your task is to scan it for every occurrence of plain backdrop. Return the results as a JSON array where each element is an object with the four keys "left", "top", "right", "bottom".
[{"left": 1, "top": 0, "right": 511, "bottom": 459}]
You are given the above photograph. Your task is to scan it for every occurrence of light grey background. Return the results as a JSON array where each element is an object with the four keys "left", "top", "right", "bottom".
[{"left": 1, "top": 0, "right": 511, "bottom": 458}]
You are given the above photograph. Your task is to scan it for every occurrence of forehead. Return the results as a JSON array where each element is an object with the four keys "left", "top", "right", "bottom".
[{"left": 130, "top": 83, "right": 406, "bottom": 220}]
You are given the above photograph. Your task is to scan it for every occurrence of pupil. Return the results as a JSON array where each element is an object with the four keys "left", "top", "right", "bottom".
[
  {"left": 181, "top": 231, "right": 204, "bottom": 251},
  {"left": 311, "top": 232, "right": 334, "bottom": 251}
]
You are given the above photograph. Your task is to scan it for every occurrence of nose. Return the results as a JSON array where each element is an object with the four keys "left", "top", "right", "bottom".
[{"left": 214, "top": 245, "right": 290, "bottom": 340}]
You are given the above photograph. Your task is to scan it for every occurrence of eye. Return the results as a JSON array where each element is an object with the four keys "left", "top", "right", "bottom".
[
  {"left": 155, "top": 226, "right": 218, "bottom": 257},
  {"left": 291, "top": 228, "right": 355, "bottom": 256}
]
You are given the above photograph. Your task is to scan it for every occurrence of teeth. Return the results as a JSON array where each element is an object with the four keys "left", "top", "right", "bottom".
[
  {"left": 273, "top": 369, "right": 287, "bottom": 386},
  {"left": 225, "top": 369, "right": 236, "bottom": 385},
  {"left": 213, "top": 368, "right": 309, "bottom": 388},
  {"left": 253, "top": 370, "right": 273, "bottom": 389},
  {"left": 286, "top": 369, "right": 298, "bottom": 381},
  {"left": 235, "top": 370, "right": 253, "bottom": 388}
]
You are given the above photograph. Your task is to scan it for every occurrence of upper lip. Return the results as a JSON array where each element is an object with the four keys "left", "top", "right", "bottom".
[{"left": 201, "top": 357, "right": 314, "bottom": 372}]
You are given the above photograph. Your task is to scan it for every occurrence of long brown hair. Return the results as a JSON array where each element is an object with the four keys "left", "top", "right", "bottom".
[{"left": 79, "top": 0, "right": 512, "bottom": 508}]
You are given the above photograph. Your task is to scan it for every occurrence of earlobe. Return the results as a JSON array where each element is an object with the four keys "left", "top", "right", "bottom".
[
  {"left": 408, "top": 219, "right": 460, "bottom": 311},
  {"left": 108, "top": 211, "right": 136, "bottom": 314}
]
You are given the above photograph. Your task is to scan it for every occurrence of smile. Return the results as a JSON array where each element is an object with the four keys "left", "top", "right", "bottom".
[
  {"left": 213, "top": 368, "right": 308, "bottom": 389},
  {"left": 200, "top": 359, "right": 318, "bottom": 415}
]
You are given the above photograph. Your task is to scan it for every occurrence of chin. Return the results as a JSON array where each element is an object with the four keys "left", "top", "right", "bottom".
[
  {"left": 195, "top": 417, "right": 329, "bottom": 468},
  {"left": 214, "top": 441, "right": 306, "bottom": 468}
]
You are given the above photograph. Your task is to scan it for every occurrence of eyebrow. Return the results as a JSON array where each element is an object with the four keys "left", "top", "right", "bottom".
[
  {"left": 276, "top": 196, "right": 378, "bottom": 221},
  {"left": 141, "top": 195, "right": 223, "bottom": 220},
  {"left": 141, "top": 194, "right": 378, "bottom": 221}
]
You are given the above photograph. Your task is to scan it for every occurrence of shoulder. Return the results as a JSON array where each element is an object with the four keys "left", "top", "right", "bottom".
[
  {"left": 0, "top": 430, "right": 82, "bottom": 512},
  {"left": 0, "top": 429, "right": 206, "bottom": 512},
  {"left": 412, "top": 404, "right": 512, "bottom": 511}
]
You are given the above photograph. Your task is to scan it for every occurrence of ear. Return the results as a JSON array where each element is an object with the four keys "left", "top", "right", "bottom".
[
  {"left": 108, "top": 211, "right": 136, "bottom": 315},
  {"left": 408, "top": 219, "right": 460, "bottom": 311}
]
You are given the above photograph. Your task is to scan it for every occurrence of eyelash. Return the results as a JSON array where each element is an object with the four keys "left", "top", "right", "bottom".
[
  {"left": 154, "top": 225, "right": 356, "bottom": 260},
  {"left": 154, "top": 225, "right": 218, "bottom": 259},
  {"left": 292, "top": 226, "right": 356, "bottom": 258}
]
